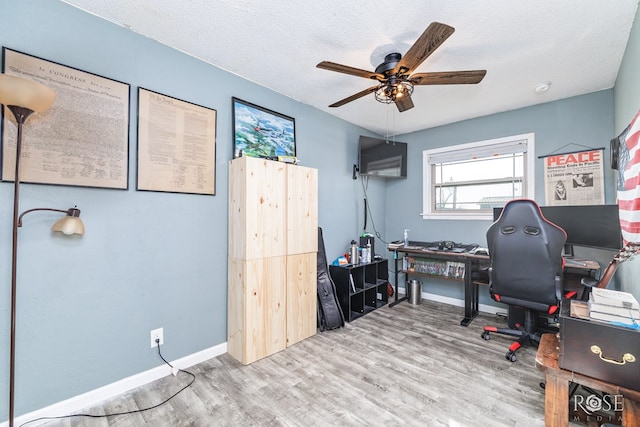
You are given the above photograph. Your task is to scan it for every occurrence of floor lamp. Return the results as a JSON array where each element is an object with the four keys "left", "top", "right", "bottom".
[{"left": 0, "top": 74, "right": 85, "bottom": 427}]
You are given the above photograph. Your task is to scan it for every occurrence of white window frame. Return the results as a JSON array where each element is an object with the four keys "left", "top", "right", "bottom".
[{"left": 422, "top": 133, "right": 535, "bottom": 220}]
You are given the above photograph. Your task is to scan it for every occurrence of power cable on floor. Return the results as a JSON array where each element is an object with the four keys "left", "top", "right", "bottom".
[{"left": 19, "top": 340, "right": 196, "bottom": 426}]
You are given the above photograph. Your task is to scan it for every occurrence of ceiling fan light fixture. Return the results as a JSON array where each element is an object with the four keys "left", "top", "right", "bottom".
[
  {"left": 374, "top": 81, "right": 414, "bottom": 103},
  {"left": 375, "top": 84, "right": 394, "bottom": 104}
]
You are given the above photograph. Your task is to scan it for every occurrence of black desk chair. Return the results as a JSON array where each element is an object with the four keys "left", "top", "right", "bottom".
[{"left": 481, "top": 199, "right": 575, "bottom": 362}]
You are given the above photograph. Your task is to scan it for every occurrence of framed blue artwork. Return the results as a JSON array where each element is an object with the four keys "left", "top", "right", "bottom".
[{"left": 232, "top": 97, "right": 296, "bottom": 159}]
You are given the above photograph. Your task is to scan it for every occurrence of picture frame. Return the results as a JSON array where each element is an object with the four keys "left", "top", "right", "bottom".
[
  {"left": 1, "top": 47, "right": 130, "bottom": 190},
  {"left": 232, "top": 97, "right": 295, "bottom": 159},
  {"left": 137, "top": 88, "right": 217, "bottom": 195}
]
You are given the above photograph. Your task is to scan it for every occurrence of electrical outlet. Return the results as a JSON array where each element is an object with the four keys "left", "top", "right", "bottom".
[{"left": 150, "top": 327, "right": 164, "bottom": 348}]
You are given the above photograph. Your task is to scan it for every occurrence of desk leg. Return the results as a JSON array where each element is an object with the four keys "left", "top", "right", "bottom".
[
  {"left": 389, "top": 253, "right": 407, "bottom": 308},
  {"left": 460, "top": 258, "right": 479, "bottom": 326},
  {"left": 389, "top": 295, "right": 407, "bottom": 308},
  {"left": 544, "top": 373, "right": 569, "bottom": 427}
]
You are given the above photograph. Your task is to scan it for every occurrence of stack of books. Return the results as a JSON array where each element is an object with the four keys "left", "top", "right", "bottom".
[
  {"left": 387, "top": 241, "right": 403, "bottom": 250},
  {"left": 588, "top": 287, "right": 640, "bottom": 326}
]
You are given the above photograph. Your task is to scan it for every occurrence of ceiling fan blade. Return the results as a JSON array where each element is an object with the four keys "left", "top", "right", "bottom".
[
  {"left": 395, "top": 92, "right": 414, "bottom": 112},
  {"left": 317, "top": 61, "right": 382, "bottom": 80},
  {"left": 329, "top": 85, "right": 379, "bottom": 108},
  {"left": 410, "top": 70, "right": 487, "bottom": 85},
  {"left": 395, "top": 22, "right": 455, "bottom": 74}
]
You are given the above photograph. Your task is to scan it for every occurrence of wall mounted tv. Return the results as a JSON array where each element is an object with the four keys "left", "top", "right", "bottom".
[{"left": 358, "top": 136, "right": 407, "bottom": 179}]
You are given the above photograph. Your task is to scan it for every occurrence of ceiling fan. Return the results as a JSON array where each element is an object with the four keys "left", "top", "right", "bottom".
[{"left": 317, "top": 22, "right": 486, "bottom": 112}]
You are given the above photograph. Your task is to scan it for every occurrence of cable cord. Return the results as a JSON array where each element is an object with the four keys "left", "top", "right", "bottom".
[
  {"left": 19, "top": 342, "right": 196, "bottom": 426},
  {"left": 360, "top": 175, "right": 390, "bottom": 246}
]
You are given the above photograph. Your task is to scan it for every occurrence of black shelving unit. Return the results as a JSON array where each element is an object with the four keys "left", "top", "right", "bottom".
[{"left": 329, "top": 259, "right": 389, "bottom": 322}]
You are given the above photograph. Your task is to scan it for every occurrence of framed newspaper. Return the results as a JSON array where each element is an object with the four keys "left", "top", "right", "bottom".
[
  {"left": 543, "top": 148, "right": 605, "bottom": 206},
  {"left": 137, "top": 88, "right": 217, "bottom": 195},
  {"left": 1, "top": 48, "right": 130, "bottom": 189}
]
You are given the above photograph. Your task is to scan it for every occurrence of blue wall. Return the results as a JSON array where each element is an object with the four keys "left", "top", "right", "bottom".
[
  {"left": 615, "top": 1, "right": 640, "bottom": 132},
  {"left": 389, "top": 90, "right": 617, "bottom": 243},
  {"left": 383, "top": 0, "right": 640, "bottom": 304},
  {"left": 385, "top": 90, "right": 617, "bottom": 303},
  {"left": 0, "top": 0, "right": 381, "bottom": 419},
  {"left": 612, "top": 3, "right": 640, "bottom": 298},
  {"left": 0, "top": 0, "right": 638, "bottom": 421}
]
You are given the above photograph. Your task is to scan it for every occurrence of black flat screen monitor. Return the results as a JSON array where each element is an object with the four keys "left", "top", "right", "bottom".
[
  {"left": 358, "top": 136, "right": 407, "bottom": 178},
  {"left": 492, "top": 204, "right": 622, "bottom": 251}
]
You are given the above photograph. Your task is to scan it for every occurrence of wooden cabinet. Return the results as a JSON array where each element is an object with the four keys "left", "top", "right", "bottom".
[
  {"left": 330, "top": 259, "right": 388, "bottom": 322},
  {"left": 227, "top": 257, "right": 286, "bottom": 363},
  {"left": 286, "top": 252, "right": 317, "bottom": 345},
  {"left": 228, "top": 156, "right": 318, "bottom": 365}
]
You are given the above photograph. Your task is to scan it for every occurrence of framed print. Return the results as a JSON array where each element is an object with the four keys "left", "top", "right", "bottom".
[
  {"left": 137, "top": 88, "right": 217, "bottom": 195},
  {"left": 232, "top": 97, "right": 295, "bottom": 159},
  {"left": 1, "top": 48, "right": 130, "bottom": 189},
  {"left": 543, "top": 149, "right": 605, "bottom": 206}
]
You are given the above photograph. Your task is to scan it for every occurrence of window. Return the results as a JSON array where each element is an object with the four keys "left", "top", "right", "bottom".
[{"left": 422, "top": 133, "right": 535, "bottom": 220}]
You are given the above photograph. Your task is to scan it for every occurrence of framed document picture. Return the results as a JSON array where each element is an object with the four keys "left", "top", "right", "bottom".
[
  {"left": 137, "top": 88, "right": 217, "bottom": 195},
  {"left": 1, "top": 48, "right": 130, "bottom": 189},
  {"left": 232, "top": 97, "right": 296, "bottom": 159}
]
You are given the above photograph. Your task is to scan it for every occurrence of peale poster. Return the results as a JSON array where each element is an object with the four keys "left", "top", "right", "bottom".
[{"left": 544, "top": 149, "right": 604, "bottom": 206}]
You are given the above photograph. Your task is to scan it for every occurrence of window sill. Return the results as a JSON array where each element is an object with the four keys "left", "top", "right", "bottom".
[{"left": 421, "top": 212, "right": 493, "bottom": 221}]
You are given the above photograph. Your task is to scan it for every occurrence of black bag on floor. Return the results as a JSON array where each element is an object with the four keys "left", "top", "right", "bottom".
[{"left": 317, "top": 227, "right": 345, "bottom": 331}]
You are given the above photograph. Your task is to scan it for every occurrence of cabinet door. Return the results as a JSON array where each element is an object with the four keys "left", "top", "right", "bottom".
[
  {"left": 228, "top": 256, "right": 286, "bottom": 364},
  {"left": 287, "top": 164, "right": 318, "bottom": 255},
  {"left": 227, "top": 257, "right": 244, "bottom": 361},
  {"left": 286, "top": 252, "right": 317, "bottom": 346},
  {"left": 229, "top": 157, "right": 287, "bottom": 260}
]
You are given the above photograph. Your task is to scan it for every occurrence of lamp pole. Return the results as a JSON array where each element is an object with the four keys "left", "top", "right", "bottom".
[
  {"left": 1, "top": 74, "right": 58, "bottom": 427},
  {"left": 8, "top": 105, "right": 34, "bottom": 427},
  {"left": 5, "top": 111, "right": 84, "bottom": 426}
]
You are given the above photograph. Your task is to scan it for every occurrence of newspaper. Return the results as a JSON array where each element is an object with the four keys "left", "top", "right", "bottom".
[{"left": 543, "top": 149, "right": 604, "bottom": 206}]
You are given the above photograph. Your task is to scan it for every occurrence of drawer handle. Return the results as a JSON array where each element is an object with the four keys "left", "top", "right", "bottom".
[{"left": 590, "top": 345, "right": 636, "bottom": 365}]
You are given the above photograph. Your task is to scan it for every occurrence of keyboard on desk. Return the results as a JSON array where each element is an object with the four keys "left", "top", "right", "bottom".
[{"left": 403, "top": 245, "right": 468, "bottom": 254}]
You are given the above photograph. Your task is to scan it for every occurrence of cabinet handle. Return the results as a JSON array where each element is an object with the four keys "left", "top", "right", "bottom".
[{"left": 590, "top": 345, "right": 636, "bottom": 365}]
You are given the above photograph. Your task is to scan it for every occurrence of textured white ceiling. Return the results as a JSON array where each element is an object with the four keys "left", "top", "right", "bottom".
[{"left": 61, "top": 0, "right": 639, "bottom": 136}]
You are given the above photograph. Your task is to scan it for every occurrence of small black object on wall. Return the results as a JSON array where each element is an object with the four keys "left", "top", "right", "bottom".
[{"left": 610, "top": 137, "right": 619, "bottom": 170}]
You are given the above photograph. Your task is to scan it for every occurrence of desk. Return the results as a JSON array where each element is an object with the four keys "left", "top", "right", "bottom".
[
  {"left": 388, "top": 245, "right": 489, "bottom": 326},
  {"left": 389, "top": 244, "right": 600, "bottom": 327},
  {"left": 536, "top": 333, "right": 640, "bottom": 427}
]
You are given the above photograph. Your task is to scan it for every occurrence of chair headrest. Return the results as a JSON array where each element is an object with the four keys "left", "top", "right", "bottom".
[{"left": 494, "top": 199, "right": 566, "bottom": 237}]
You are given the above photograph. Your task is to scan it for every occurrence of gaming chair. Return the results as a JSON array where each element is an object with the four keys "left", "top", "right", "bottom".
[{"left": 481, "top": 199, "right": 573, "bottom": 362}]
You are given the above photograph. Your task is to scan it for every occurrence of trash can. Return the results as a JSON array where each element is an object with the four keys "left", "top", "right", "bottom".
[{"left": 408, "top": 279, "right": 422, "bottom": 305}]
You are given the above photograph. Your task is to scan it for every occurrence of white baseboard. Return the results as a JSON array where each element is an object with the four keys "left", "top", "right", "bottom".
[
  {"left": 399, "top": 287, "right": 508, "bottom": 316},
  {"left": 4, "top": 342, "right": 227, "bottom": 427}
]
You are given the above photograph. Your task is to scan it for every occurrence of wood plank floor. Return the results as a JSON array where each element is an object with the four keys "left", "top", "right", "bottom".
[{"left": 40, "top": 300, "right": 559, "bottom": 426}]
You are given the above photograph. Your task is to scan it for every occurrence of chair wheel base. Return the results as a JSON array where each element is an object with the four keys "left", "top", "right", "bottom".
[
  {"left": 481, "top": 331, "right": 491, "bottom": 340},
  {"left": 505, "top": 350, "right": 517, "bottom": 362}
]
